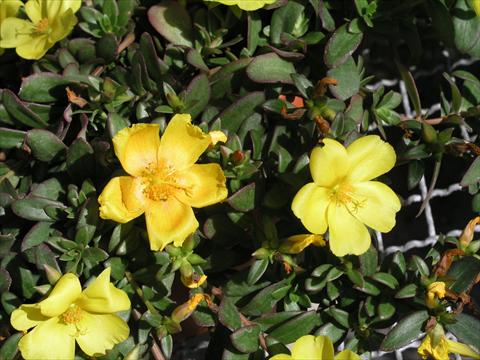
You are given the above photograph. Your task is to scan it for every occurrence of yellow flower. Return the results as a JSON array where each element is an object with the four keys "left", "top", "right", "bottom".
[
  {"left": 291, "top": 135, "right": 400, "bottom": 257},
  {"left": 204, "top": 0, "right": 277, "bottom": 11},
  {"left": 209, "top": 130, "right": 227, "bottom": 146},
  {"left": 0, "top": 0, "right": 81, "bottom": 60},
  {"left": 181, "top": 273, "right": 208, "bottom": 288},
  {"left": 10, "top": 268, "right": 130, "bottom": 360},
  {"left": 270, "top": 335, "right": 360, "bottom": 360},
  {"left": 0, "top": 0, "right": 23, "bottom": 56},
  {"left": 98, "top": 114, "right": 228, "bottom": 251},
  {"left": 279, "top": 234, "right": 325, "bottom": 254},
  {"left": 171, "top": 294, "right": 205, "bottom": 323},
  {"left": 426, "top": 281, "right": 446, "bottom": 309},
  {"left": 418, "top": 332, "right": 480, "bottom": 360}
]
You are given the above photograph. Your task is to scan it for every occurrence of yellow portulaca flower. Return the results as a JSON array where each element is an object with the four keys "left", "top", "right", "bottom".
[
  {"left": 425, "top": 281, "right": 446, "bottom": 308},
  {"left": 0, "top": 0, "right": 81, "bottom": 60},
  {"left": 279, "top": 234, "right": 325, "bottom": 254},
  {"left": 0, "top": 0, "right": 23, "bottom": 56},
  {"left": 98, "top": 114, "right": 228, "bottom": 251},
  {"left": 418, "top": 331, "right": 480, "bottom": 360},
  {"left": 292, "top": 135, "right": 400, "bottom": 257},
  {"left": 204, "top": 0, "right": 277, "bottom": 11},
  {"left": 270, "top": 335, "right": 360, "bottom": 360},
  {"left": 10, "top": 268, "right": 131, "bottom": 360}
]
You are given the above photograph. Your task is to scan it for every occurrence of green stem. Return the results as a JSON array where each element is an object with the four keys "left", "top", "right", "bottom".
[{"left": 125, "top": 270, "right": 160, "bottom": 315}]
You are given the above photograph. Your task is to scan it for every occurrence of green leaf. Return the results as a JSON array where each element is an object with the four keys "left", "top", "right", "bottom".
[
  {"left": 256, "top": 311, "right": 303, "bottom": 332},
  {"left": 227, "top": 183, "right": 256, "bottom": 212},
  {"left": 408, "top": 255, "right": 430, "bottom": 277},
  {"left": 359, "top": 245, "right": 378, "bottom": 276},
  {"left": 67, "top": 138, "right": 95, "bottom": 179},
  {"left": 107, "top": 112, "right": 130, "bottom": 138},
  {"left": 447, "top": 256, "right": 480, "bottom": 293},
  {"left": 12, "top": 197, "right": 65, "bottom": 221},
  {"left": 183, "top": 74, "right": 210, "bottom": 119},
  {"left": 210, "top": 58, "right": 252, "bottom": 99},
  {"left": 408, "top": 160, "right": 424, "bottom": 190},
  {"left": 246, "top": 53, "right": 296, "bottom": 84},
  {"left": 375, "top": 107, "right": 401, "bottom": 125},
  {"left": 247, "top": 259, "right": 268, "bottom": 285},
  {"left": 219, "top": 297, "right": 242, "bottom": 331},
  {"left": 230, "top": 325, "right": 261, "bottom": 353},
  {"left": 220, "top": 92, "right": 265, "bottom": 134},
  {"left": 452, "top": 0, "right": 480, "bottom": 58},
  {"left": 327, "top": 56, "right": 361, "bottom": 100},
  {"left": 327, "top": 307, "right": 349, "bottom": 328},
  {"left": 270, "top": 0, "right": 307, "bottom": 44},
  {"left": 324, "top": 23, "right": 363, "bottom": 68},
  {"left": 2, "top": 90, "right": 48, "bottom": 128},
  {"left": 268, "top": 311, "right": 321, "bottom": 344},
  {"left": 242, "top": 278, "right": 292, "bottom": 316},
  {"left": 445, "top": 313, "right": 480, "bottom": 349},
  {"left": 186, "top": 48, "right": 209, "bottom": 72},
  {"left": 396, "top": 61, "right": 421, "bottom": 117},
  {"left": 376, "top": 302, "right": 395, "bottom": 321},
  {"left": 0, "top": 127, "right": 25, "bottom": 149},
  {"left": 96, "top": 33, "right": 118, "bottom": 63},
  {"left": 370, "top": 272, "right": 399, "bottom": 290},
  {"left": 380, "top": 311, "right": 429, "bottom": 351},
  {"left": 0, "top": 332, "right": 22, "bottom": 360},
  {"left": 82, "top": 247, "right": 109, "bottom": 267},
  {"left": 461, "top": 156, "right": 480, "bottom": 187},
  {"left": 395, "top": 284, "right": 417, "bottom": 299},
  {"left": 21, "top": 222, "right": 52, "bottom": 251},
  {"left": 443, "top": 72, "right": 462, "bottom": 113},
  {"left": 315, "top": 323, "right": 345, "bottom": 343},
  {"left": 26, "top": 130, "right": 67, "bottom": 162},
  {"left": 148, "top": 0, "right": 193, "bottom": 47},
  {"left": 18, "top": 73, "right": 74, "bottom": 103}
]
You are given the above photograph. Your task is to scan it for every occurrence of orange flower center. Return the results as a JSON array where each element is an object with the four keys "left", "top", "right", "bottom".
[
  {"left": 35, "top": 18, "right": 51, "bottom": 34},
  {"left": 331, "top": 183, "right": 365, "bottom": 213},
  {"left": 61, "top": 305, "right": 83, "bottom": 325},
  {"left": 142, "top": 164, "right": 191, "bottom": 202}
]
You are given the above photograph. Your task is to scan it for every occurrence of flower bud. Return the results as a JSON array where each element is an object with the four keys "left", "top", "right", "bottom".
[
  {"left": 459, "top": 216, "right": 480, "bottom": 248},
  {"left": 422, "top": 123, "right": 438, "bottom": 144}
]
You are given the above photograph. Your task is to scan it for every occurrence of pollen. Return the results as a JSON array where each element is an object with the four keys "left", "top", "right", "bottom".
[
  {"left": 142, "top": 167, "right": 192, "bottom": 202},
  {"left": 35, "top": 18, "right": 50, "bottom": 34},
  {"left": 331, "top": 183, "right": 365, "bottom": 213},
  {"left": 61, "top": 305, "right": 83, "bottom": 324}
]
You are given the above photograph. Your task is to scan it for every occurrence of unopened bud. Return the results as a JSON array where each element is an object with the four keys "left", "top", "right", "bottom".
[{"left": 422, "top": 123, "right": 438, "bottom": 144}]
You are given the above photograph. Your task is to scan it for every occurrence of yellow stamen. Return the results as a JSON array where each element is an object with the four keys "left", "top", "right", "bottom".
[
  {"left": 35, "top": 18, "right": 50, "bottom": 34},
  {"left": 61, "top": 305, "right": 83, "bottom": 325},
  {"left": 142, "top": 164, "right": 192, "bottom": 201}
]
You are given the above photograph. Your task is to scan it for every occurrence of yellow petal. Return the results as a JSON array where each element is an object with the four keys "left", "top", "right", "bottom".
[
  {"left": 327, "top": 203, "right": 371, "bottom": 256},
  {"left": 11, "top": 304, "right": 49, "bottom": 331},
  {"left": 38, "top": 273, "right": 81, "bottom": 317},
  {"left": 181, "top": 274, "right": 208, "bottom": 288},
  {"left": 49, "top": 8, "right": 77, "bottom": 43},
  {"left": 292, "top": 183, "right": 330, "bottom": 234},
  {"left": 98, "top": 176, "right": 145, "bottom": 223},
  {"left": 76, "top": 312, "right": 129, "bottom": 357},
  {"left": 158, "top": 114, "right": 211, "bottom": 170},
  {"left": 18, "top": 317, "right": 75, "bottom": 360},
  {"left": 0, "top": 18, "right": 35, "bottom": 49},
  {"left": 77, "top": 268, "right": 131, "bottom": 313},
  {"left": 349, "top": 181, "right": 400, "bottom": 233},
  {"left": 235, "top": 0, "right": 276, "bottom": 10},
  {"left": 310, "top": 139, "right": 349, "bottom": 188},
  {"left": 279, "top": 234, "right": 325, "bottom": 254},
  {"left": 113, "top": 123, "right": 161, "bottom": 177},
  {"left": 291, "top": 335, "right": 334, "bottom": 360},
  {"left": 446, "top": 339, "right": 480, "bottom": 359},
  {"left": 60, "top": 0, "right": 82, "bottom": 14},
  {"left": 15, "top": 35, "right": 51, "bottom": 60},
  {"left": 178, "top": 163, "right": 228, "bottom": 208},
  {"left": 171, "top": 294, "right": 205, "bottom": 323},
  {"left": 1, "top": 0, "right": 23, "bottom": 20},
  {"left": 25, "top": 0, "right": 42, "bottom": 23},
  {"left": 209, "top": 130, "right": 227, "bottom": 145},
  {"left": 346, "top": 135, "right": 396, "bottom": 182},
  {"left": 145, "top": 197, "right": 199, "bottom": 250},
  {"left": 335, "top": 349, "right": 361, "bottom": 360}
]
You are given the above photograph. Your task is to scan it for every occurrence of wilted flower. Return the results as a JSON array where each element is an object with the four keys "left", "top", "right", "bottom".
[
  {"left": 10, "top": 268, "right": 130, "bottom": 360},
  {"left": 204, "top": 0, "right": 277, "bottom": 11},
  {"left": 0, "top": 0, "right": 23, "bottom": 56},
  {"left": 279, "top": 234, "right": 325, "bottom": 254},
  {"left": 270, "top": 334, "right": 360, "bottom": 360},
  {"left": 425, "top": 281, "right": 446, "bottom": 309},
  {"left": 459, "top": 216, "right": 480, "bottom": 247},
  {"left": 292, "top": 135, "right": 400, "bottom": 256},
  {"left": 181, "top": 273, "right": 208, "bottom": 289},
  {"left": 418, "top": 326, "right": 480, "bottom": 360},
  {"left": 98, "top": 114, "right": 228, "bottom": 251},
  {"left": 171, "top": 294, "right": 205, "bottom": 323},
  {"left": 0, "top": 0, "right": 81, "bottom": 60}
]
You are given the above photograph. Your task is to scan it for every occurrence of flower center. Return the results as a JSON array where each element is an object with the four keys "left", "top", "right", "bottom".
[
  {"left": 142, "top": 164, "right": 191, "bottom": 202},
  {"left": 35, "top": 18, "right": 51, "bottom": 34},
  {"left": 61, "top": 304, "right": 83, "bottom": 325},
  {"left": 331, "top": 183, "right": 365, "bottom": 213}
]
